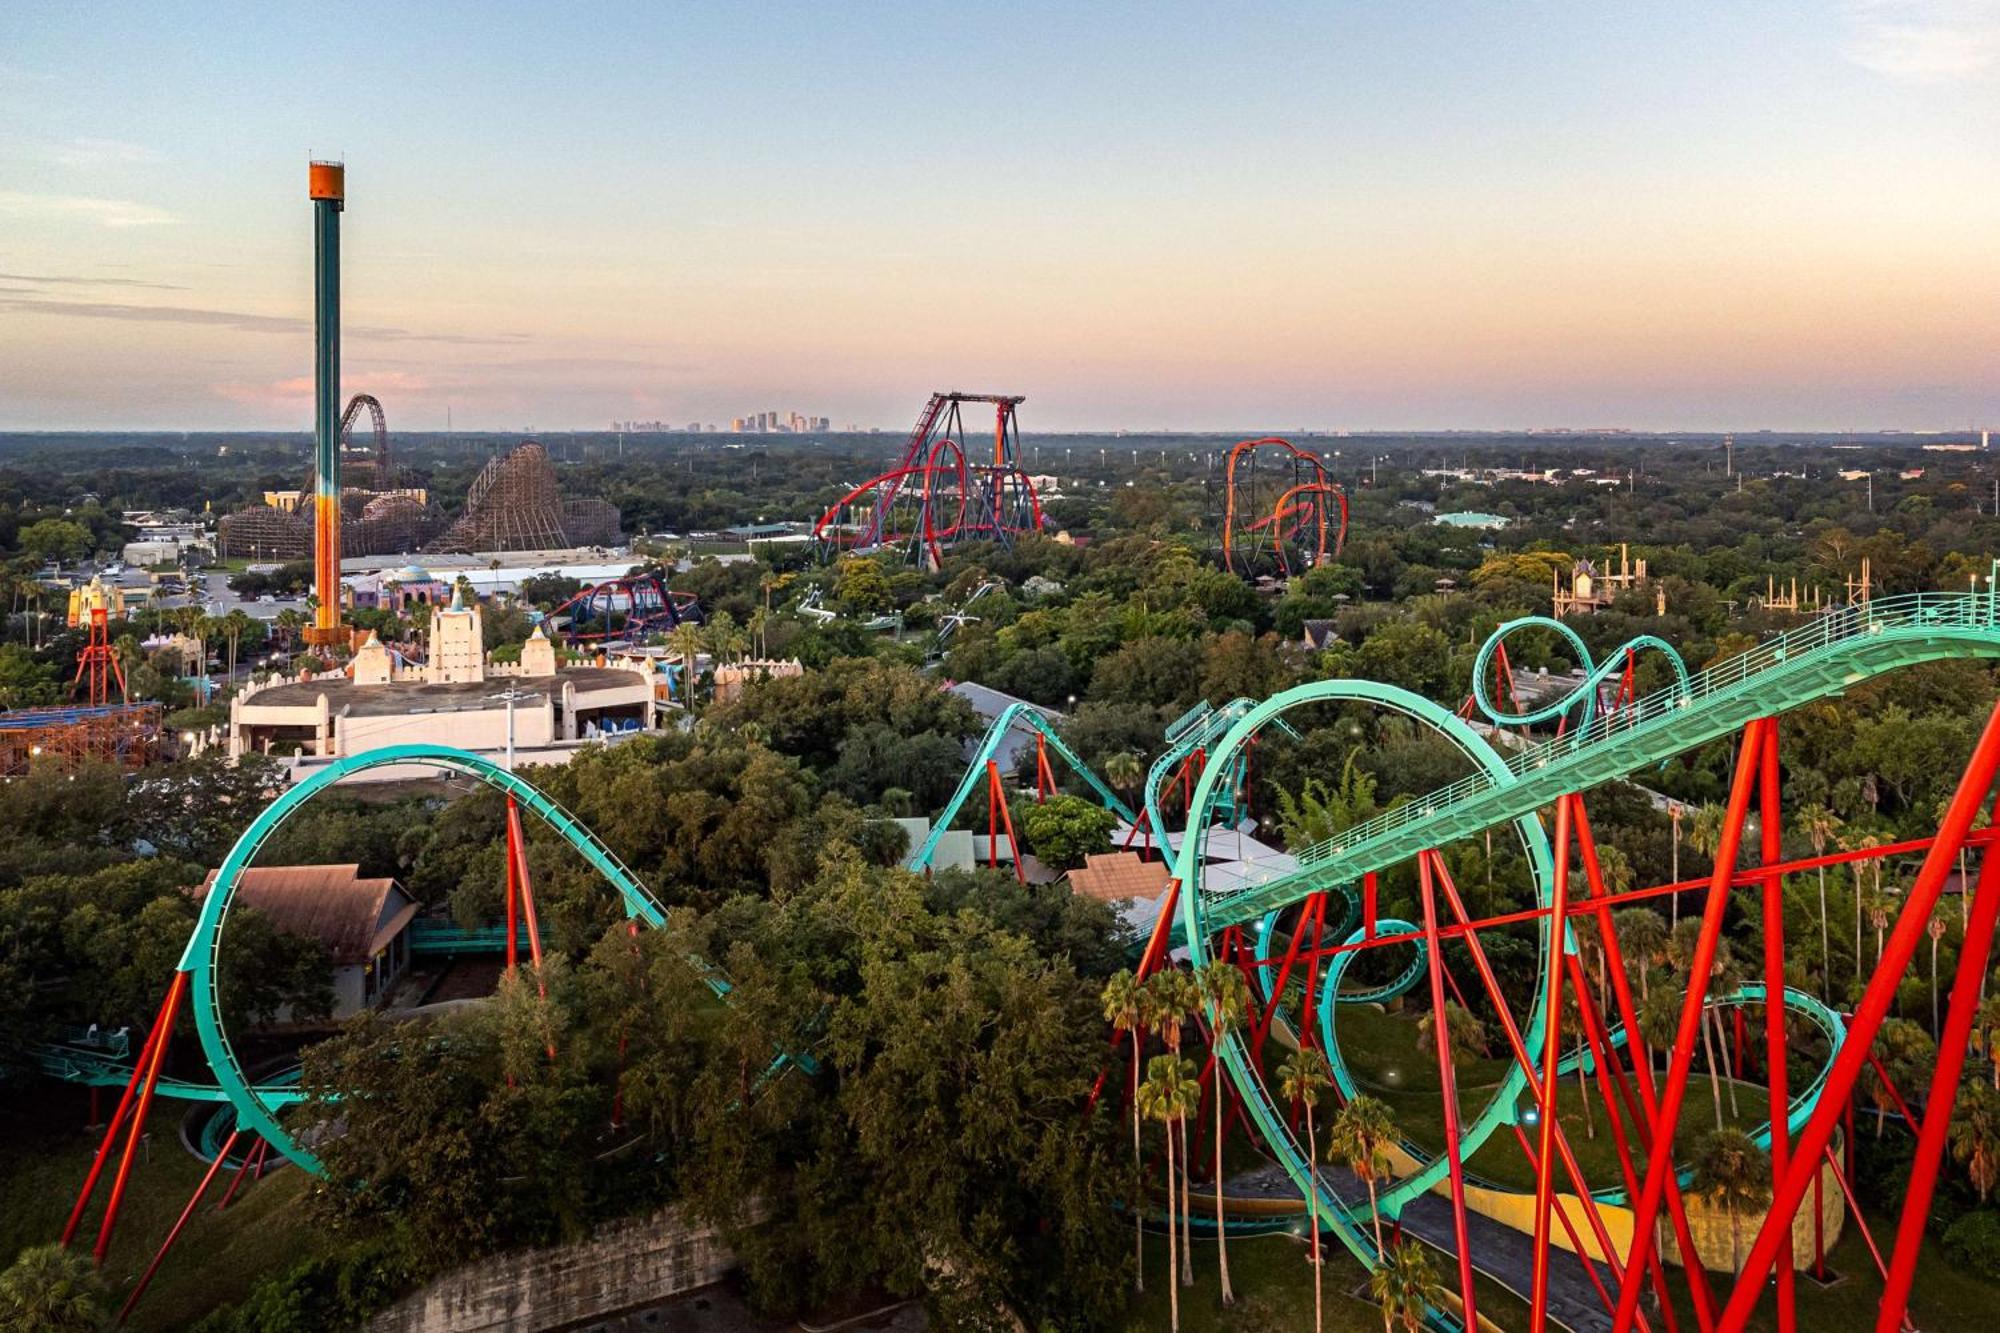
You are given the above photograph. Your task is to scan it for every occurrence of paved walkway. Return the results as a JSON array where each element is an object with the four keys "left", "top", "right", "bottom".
[{"left": 1229, "top": 1162, "right": 1618, "bottom": 1333}]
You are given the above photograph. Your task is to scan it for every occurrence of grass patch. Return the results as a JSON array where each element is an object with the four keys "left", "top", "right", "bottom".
[
  {"left": 1123, "top": 1230, "right": 1529, "bottom": 1332},
  {"left": 0, "top": 1083, "right": 333, "bottom": 1332},
  {"left": 1318, "top": 1003, "right": 1771, "bottom": 1193}
]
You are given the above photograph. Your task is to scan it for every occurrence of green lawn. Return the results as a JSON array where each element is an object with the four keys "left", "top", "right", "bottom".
[
  {"left": 1124, "top": 1216, "right": 2000, "bottom": 1332},
  {"left": 1317, "top": 1002, "right": 1770, "bottom": 1193},
  {"left": 0, "top": 1085, "right": 332, "bottom": 1332},
  {"left": 1123, "top": 1230, "right": 1531, "bottom": 1332}
]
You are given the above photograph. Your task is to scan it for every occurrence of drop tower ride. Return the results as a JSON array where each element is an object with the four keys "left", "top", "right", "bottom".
[{"left": 304, "top": 159, "right": 346, "bottom": 648}]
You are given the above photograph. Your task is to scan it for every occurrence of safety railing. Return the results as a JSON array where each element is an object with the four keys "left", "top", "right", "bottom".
[{"left": 1255, "top": 593, "right": 1999, "bottom": 895}]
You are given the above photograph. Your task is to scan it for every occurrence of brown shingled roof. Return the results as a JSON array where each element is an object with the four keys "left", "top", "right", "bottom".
[
  {"left": 196, "top": 864, "right": 417, "bottom": 965},
  {"left": 1067, "top": 851, "right": 1171, "bottom": 904}
]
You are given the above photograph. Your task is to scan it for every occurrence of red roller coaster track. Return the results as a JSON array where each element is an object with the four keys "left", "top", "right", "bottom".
[{"left": 814, "top": 392, "right": 1044, "bottom": 567}]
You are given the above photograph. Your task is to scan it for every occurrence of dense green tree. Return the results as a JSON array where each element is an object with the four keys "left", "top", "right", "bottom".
[{"left": 1019, "top": 794, "right": 1117, "bottom": 869}]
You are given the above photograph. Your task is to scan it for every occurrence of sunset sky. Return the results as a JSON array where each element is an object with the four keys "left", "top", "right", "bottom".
[{"left": 2, "top": 1, "right": 1997, "bottom": 432}]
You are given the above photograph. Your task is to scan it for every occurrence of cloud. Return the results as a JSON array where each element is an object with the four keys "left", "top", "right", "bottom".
[
  {"left": 0, "top": 271, "right": 187, "bottom": 291},
  {"left": 1842, "top": 0, "right": 2000, "bottom": 82},
  {"left": 210, "top": 369, "right": 438, "bottom": 406},
  {"left": 0, "top": 190, "right": 178, "bottom": 228},
  {"left": 0, "top": 292, "right": 529, "bottom": 344},
  {"left": 45, "top": 137, "right": 163, "bottom": 169}
]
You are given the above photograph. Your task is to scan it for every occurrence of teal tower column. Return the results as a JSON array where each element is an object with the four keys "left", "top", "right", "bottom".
[{"left": 306, "top": 159, "right": 345, "bottom": 646}]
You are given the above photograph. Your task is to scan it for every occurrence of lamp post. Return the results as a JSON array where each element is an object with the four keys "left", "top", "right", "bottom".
[{"left": 485, "top": 687, "right": 536, "bottom": 772}]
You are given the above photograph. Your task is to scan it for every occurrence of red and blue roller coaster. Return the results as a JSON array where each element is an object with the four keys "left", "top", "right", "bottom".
[
  {"left": 813, "top": 392, "right": 1044, "bottom": 568},
  {"left": 548, "top": 572, "right": 703, "bottom": 644}
]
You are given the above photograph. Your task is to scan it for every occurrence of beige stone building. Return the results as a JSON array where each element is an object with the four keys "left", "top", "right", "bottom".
[{"left": 229, "top": 609, "right": 655, "bottom": 776}]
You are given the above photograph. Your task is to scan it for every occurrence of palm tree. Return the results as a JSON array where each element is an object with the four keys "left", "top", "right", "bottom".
[
  {"left": 1138, "top": 1055, "right": 1199, "bottom": 1333},
  {"left": 1951, "top": 1081, "right": 2000, "bottom": 1201},
  {"left": 1930, "top": 914, "right": 1950, "bottom": 1036},
  {"left": 1671, "top": 917, "right": 1733, "bottom": 1128},
  {"left": 1971, "top": 995, "right": 2000, "bottom": 1091},
  {"left": 1867, "top": 887, "right": 1895, "bottom": 972},
  {"left": 1278, "top": 1046, "right": 1333, "bottom": 1333},
  {"left": 1843, "top": 830, "right": 1885, "bottom": 994},
  {"left": 1869, "top": 1019, "right": 1936, "bottom": 1136},
  {"left": 1797, "top": 802, "right": 1843, "bottom": 1002},
  {"left": 1197, "top": 959, "right": 1251, "bottom": 1306},
  {"left": 1368, "top": 1240, "right": 1443, "bottom": 1333},
  {"left": 705, "top": 609, "right": 747, "bottom": 665},
  {"left": 1558, "top": 984, "right": 1595, "bottom": 1139},
  {"left": 1103, "top": 750, "right": 1147, "bottom": 805},
  {"left": 747, "top": 605, "right": 772, "bottom": 659},
  {"left": 1939, "top": 793, "right": 1973, "bottom": 932},
  {"left": 1612, "top": 906, "right": 1668, "bottom": 1003},
  {"left": 1691, "top": 1128, "right": 1771, "bottom": 1272},
  {"left": 1689, "top": 801, "right": 1726, "bottom": 872},
  {"left": 1327, "top": 1094, "right": 1397, "bottom": 1258},
  {"left": 1102, "top": 970, "right": 1148, "bottom": 1292},
  {"left": 666, "top": 622, "right": 705, "bottom": 710},
  {"left": 1416, "top": 999, "right": 1489, "bottom": 1064},
  {"left": 0, "top": 1243, "right": 104, "bottom": 1332},
  {"left": 1709, "top": 945, "right": 1745, "bottom": 1121},
  {"left": 219, "top": 607, "right": 252, "bottom": 684},
  {"left": 1638, "top": 985, "right": 1681, "bottom": 1080},
  {"left": 1145, "top": 969, "right": 1199, "bottom": 1284},
  {"left": 1667, "top": 800, "right": 1685, "bottom": 929}
]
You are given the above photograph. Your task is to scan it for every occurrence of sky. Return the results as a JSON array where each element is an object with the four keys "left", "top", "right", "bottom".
[{"left": 1, "top": 1, "right": 1998, "bottom": 433}]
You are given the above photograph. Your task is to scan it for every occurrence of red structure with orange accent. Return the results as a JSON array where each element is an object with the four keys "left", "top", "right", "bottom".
[
  {"left": 1221, "top": 436, "right": 1347, "bottom": 577},
  {"left": 814, "top": 392, "right": 1043, "bottom": 568}
]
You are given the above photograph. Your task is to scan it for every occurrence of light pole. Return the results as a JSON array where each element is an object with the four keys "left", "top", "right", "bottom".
[{"left": 485, "top": 687, "right": 535, "bottom": 771}]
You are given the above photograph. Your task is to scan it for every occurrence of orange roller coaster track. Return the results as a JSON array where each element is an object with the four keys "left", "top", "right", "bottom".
[{"left": 1221, "top": 437, "right": 1347, "bottom": 577}]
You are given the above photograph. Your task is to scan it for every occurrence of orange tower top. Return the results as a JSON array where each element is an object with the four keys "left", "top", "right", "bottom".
[{"left": 308, "top": 160, "right": 345, "bottom": 203}]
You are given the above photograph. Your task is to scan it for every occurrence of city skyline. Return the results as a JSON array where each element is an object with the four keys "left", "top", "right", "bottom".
[{"left": 2, "top": 1, "right": 1998, "bottom": 433}]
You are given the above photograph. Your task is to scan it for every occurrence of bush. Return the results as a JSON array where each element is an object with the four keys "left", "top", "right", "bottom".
[
  {"left": 189, "top": 1234, "right": 416, "bottom": 1333},
  {"left": 1944, "top": 1210, "right": 2000, "bottom": 1278}
]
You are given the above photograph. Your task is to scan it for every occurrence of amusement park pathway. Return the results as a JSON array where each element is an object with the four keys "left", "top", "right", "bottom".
[{"left": 1231, "top": 1163, "right": 1614, "bottom": 1333}]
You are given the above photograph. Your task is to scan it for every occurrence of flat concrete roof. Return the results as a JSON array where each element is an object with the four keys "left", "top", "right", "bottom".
[{"left": 243, "top": 666, "right": 641, "bottom": 718}]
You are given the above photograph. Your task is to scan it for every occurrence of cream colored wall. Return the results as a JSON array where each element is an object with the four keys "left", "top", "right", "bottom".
[
  {"left": 1378, "top": 1133, "right": 1846, "bottom": 1272},
  {"left": 336, "top": 702, "right": 557, "bottom": 756}
]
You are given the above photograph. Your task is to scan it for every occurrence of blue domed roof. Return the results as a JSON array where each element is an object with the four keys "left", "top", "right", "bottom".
[{"left": 390, "top": 564, "right": 433, "bottom": 583}]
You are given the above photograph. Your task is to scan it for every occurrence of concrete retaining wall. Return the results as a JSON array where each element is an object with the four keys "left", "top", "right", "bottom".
[{"left": 366, "top": 1204, "right": 740, "bottom": 1333}]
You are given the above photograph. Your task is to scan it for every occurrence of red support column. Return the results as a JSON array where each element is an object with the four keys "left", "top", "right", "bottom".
[
  {"left": 1250, "top": 894, "right": 1323, "bottom": 1057},
  {"left": 1844, "top": 1096, "right": 1856, "bottom": 1191},
  {"left": 505, "top": 796, "right": 520, "bottom": 971},
  {"left": 1134, "top": 878, "right": 1181, "bottom": 981},
  {"left": 1578, "top": 814, "right": 1719, "bottom": 1331},
  {"left": 1616, "top": 718, "right": 1768, "bottom": 1332},
  {"left": 1430, "top": 850, "right": 1655, "bottom": 1327},
  {"left": 1876, "top": 798, "right": 2000, "bottom": 1332},
  {"left": 116, "top": 1130, "right": 240, "bottom": 1324},
  {"left": 1531, "top": 795, "right": 1576, "bottom": 1330},
  {"left": 95, "top": 970, "right": 189, "bottom": 1265},
  {"left": 1577, "top": 802, "right": 1712, "bottom": 1328},
  {"left": 991, "top": 763, "right": 1027, "bottom": 885},
  {"left": 1363, "top": 871, "right": 1378, "bottom": 939},
  {"left": 61, "top": 991, "right": 169, "bottom": 1247},
  {"left": 214, "top": 1137, "right": 263, "bottom": 1213},
  {"left": 1758, "top": 722, "right": 1796, "bottom": 1333},
  {"left": 1417, "top": 852, "right": 1478, "bottom": 1331},
  {"left": 987, "top": 761, "right": 1000, "bottom": 868},
  {"left": 1299, "top": 891, "right": 1328, "bottom": 1052},
  {"left": 1718, "top": 698, "right": 2000, "bottom": 1331}
]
